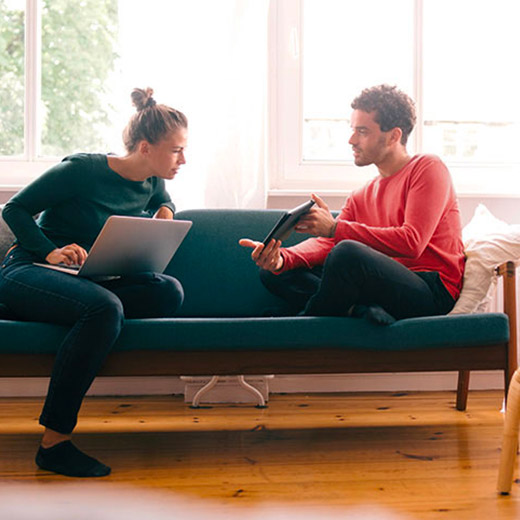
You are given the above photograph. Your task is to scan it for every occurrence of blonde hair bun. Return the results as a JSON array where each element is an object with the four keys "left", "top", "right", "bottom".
[{"left": 131, "top": 87, "right": 156, "bottom": 111}]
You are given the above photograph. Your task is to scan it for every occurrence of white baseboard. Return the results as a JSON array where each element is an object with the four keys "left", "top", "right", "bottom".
[
  {"left": 0, "top": 371, "right": 504, "bottom": 398},
  {"left": 269, "top": 371, "right": 504, "bottom": 393}
]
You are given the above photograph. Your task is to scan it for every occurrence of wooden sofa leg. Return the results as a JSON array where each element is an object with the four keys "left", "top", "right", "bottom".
[
  {"left": 456, "top": 370, "right": 470, "bottom": 411},
  {"left": 497, "top": 368, "right": 520, "bottom": 494}
]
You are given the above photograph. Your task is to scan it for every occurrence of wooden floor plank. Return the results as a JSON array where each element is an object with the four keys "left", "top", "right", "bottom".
[{"left": 1, "top": 390, "right": 519, "bottom": 519}]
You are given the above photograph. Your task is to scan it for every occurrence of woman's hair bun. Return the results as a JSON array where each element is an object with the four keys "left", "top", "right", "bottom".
[
  {"left": 123, "top": 88, "right": 188, "bottom": 152},
  {"left": 131, "top": 87, "right": 157, "bottom": 111}
]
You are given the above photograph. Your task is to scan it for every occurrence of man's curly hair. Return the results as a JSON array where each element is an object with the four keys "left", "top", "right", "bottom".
[{"left": 351, "top": 85, "right": 416, "bottom": 145}]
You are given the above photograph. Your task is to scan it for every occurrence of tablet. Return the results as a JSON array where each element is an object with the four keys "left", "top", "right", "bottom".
[{"left": 263, "top": 200, "right": 315, "bottom": 245}]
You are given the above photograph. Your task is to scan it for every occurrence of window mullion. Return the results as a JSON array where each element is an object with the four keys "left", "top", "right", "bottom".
[
  {"left": 413, "top": 0, "right": 423, "bottom": 154},
  {"left": 24, "top": 0, "right": 41, "bottom": 161}
]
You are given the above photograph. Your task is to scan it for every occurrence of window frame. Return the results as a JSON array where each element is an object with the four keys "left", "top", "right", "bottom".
[
  {"left": 0, "top": 0, "right": 72, "bottom": 187},
  {"left": 268, "top": 0, "right": 520, "bottom": 198}
]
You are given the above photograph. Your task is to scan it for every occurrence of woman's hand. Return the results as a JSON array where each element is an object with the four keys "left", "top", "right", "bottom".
[
  {"left": 154, "top": 206, "right": 174, "bottom": 219},
  {"left": 239, "top": 238, "right": 283, "bottom": 272},
  {"left": 45, "top": 244, "right": 88, "bottom": 266},
  {"left": 295, "top": 193, "right": 337, "bottom": 238}
]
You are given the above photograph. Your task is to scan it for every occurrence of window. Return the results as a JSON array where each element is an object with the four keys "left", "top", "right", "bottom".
[
  {"left": 0, "top": 0, "right": 119, "bottom": 185},
  {"left": 0, "top": 0, "right": 119, "bottom": 158},
  {"left": 302, "top": 0, "right": 414, "bottom": 163},
  {"left": 4, "top": 0, "right": 520, "bottom": 197},
  {"left": 39, "top": 0, "right": 118, "bottom": 157},
  {"left": 422, "top": 0, "right": 520, "bottom": 166},
  {"left": 272, "top": 0, "right": 520, "bottom": 195},
  {"left": 0, "top": 1, "right": 268, "bottom": 213},
  {"left": 0, "top": 0, "right": 25, "bottom": 157},
  {"left": 0, "top": 0, "right": 208, "bottom": 187}
]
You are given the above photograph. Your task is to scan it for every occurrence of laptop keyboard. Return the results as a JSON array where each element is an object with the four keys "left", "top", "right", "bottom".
[{"left": 57, "top": 263, "right": 81, "bottom": 270}]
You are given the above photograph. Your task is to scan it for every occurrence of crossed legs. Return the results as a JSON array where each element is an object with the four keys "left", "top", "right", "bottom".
[{"left": 261, "top": 240, "right": 454, "bottom": 321}]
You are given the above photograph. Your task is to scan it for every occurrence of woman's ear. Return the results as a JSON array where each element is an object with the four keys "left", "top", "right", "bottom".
[{"left": 137, "top": 140, "right": 150, "bottom": 156}]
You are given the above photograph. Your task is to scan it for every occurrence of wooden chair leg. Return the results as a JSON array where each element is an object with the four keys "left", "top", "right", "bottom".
[
  {"left": 497, "top": 368, "right": 520, "bottom": 494},
  {"left": 456, "top": 370, "right": 470, "bottom": 411}
]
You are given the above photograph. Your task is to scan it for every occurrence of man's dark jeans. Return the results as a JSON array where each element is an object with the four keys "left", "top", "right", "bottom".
[
  {"left": 260, "top": 240, "right": 455, "bottom": 319},
  {"left": 0, "top": 246, "right": 184, "bottom": 434}
]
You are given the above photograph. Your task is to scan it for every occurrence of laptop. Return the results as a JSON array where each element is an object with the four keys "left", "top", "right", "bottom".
[{"left": 34, "top": 215, "right": 192, "bottom": 278}]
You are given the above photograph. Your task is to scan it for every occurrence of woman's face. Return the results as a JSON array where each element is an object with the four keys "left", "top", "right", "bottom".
[{"left": 146, "top": 128, "right": 188, "bottom": 180}]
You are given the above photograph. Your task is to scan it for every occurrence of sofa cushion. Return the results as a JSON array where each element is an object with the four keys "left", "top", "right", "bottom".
[{"left": 0, "top": 313, "right": 508, "bottom": 354}]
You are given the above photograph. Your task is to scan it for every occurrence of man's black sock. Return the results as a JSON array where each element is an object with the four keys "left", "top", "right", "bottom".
[
  {"left": 365, "top": 305, "right": 396, "bottom": 325},
  {"left": 35, "top": 440, "right": 111, "bottom": 477},
  {"left": 351, "top": 304, "right": 396, "bottom": 326}
]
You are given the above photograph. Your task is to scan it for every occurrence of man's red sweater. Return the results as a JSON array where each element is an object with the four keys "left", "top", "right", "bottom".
[{"left": 280, "top": 154, "right": 465, "bottom": 300}]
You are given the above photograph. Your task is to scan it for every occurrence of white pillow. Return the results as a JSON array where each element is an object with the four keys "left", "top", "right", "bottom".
[{"left": 450, "top": 204, "right": 520, "bottom": 314}]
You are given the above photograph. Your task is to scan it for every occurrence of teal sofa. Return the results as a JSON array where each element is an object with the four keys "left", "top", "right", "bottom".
[{"left": 0, "top": 208, "right": 517, "bottom": 410}]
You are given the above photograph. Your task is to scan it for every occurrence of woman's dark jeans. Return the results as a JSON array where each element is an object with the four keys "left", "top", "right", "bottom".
[
  {"left": 0, "top": 246, "right": 183, "bottom": 434},
  {"left": 260, "top": 239, "right": 455, "bottom": 319}
]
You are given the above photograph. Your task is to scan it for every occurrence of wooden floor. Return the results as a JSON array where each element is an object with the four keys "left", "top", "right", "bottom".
[{"left": 1, "top": 390, "right": 519, "bottom": 519}]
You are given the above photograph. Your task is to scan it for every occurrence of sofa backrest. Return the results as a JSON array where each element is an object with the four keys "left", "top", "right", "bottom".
[
  {"left": 0, "top": 205, "right": 15, "bottom": 259},
  {"left": 170, "top": 209, "right": 310, "bottom": 317}
]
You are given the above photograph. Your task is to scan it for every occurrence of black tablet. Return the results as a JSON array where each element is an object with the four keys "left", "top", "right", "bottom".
[{"left": 263, "top": 200, "right": 315, "bottom": 245}]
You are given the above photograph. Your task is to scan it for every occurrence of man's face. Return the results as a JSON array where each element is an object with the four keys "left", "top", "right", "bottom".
[{"left": 348, "top": 110, "right": 390, "bottom": 167}]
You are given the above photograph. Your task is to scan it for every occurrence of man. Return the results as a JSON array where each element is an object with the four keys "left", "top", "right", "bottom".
[{"left": 240, "top": 84, "right": 465, "bottom": 324}]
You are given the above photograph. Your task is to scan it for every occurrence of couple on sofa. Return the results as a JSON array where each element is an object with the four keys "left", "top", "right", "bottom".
[{"left": 0, "top": 84, "right": 465, "bottom": 478}]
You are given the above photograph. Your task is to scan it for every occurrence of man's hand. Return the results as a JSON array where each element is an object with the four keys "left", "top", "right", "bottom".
[
  {"left": 295, "top": 193, "right": 336, "bottom": 237},
  {"left": 154, "top": 206, "right": 174, "bottom": 219},
  {"left": 239, "top": 238, "right": 283, "bottom": 272},
  {"left": 45, "top": 243, "right": 88, "bottom": 266}
]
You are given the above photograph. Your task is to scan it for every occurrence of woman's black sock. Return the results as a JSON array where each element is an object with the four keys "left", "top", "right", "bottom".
[{"left": 35, "top": 440, "right": 111, "bottom": 477}]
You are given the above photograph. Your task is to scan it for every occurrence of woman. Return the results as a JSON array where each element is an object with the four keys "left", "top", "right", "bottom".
[{"left": 0, "top": 88, "right": 187, "bottom": 477}]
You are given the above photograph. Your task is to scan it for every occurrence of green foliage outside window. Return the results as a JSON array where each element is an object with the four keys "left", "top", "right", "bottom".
[
  {"left": 41, "top": 0, "right": 119, "bottom": 156},
  {"left": 0, "top": 0, "right": 119, "bottom": 157},
  {"left": 0, "top": 0, "right": 24, "bottom": 155}
]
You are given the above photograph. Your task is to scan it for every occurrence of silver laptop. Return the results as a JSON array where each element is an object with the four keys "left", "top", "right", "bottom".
[{"left": 34, "top": 215, "right": 192, "bottom": 277}]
